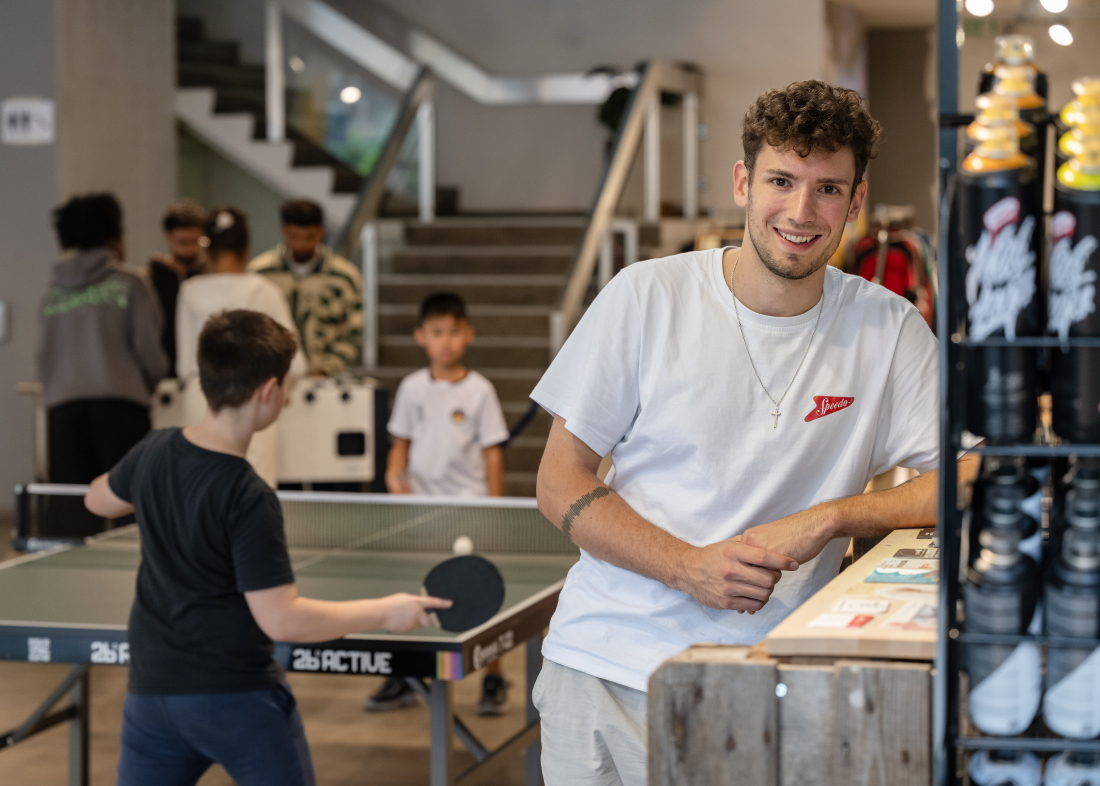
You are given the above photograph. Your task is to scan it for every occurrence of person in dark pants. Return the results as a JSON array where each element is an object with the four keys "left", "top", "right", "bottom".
[
  {"left": 147, "top": 199, "right": 208, "bottom": 377},
  {"left": 37, "top": 193, "right": 168, "bottom": 537},
  {"left": 84, "top": 310, "right": 450, "bottom": 786}
]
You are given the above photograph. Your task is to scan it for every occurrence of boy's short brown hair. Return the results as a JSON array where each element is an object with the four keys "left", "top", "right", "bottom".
[
  {"left": 741, "top": 80, "right": 881, "bottom": 187},
  {"left": 197, "top": 310, "right": 298, "bottom": 412}
]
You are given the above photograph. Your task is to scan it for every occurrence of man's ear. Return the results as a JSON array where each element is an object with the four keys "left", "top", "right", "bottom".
[
  {"left": 413, "top": 326, "right": 426, "bottom": 348},
  {"left": 847, "top": 179, "right": 869, "bottom": 224},
  {"left": 733, "top": 161, "right": 750, "bottom": 208}
]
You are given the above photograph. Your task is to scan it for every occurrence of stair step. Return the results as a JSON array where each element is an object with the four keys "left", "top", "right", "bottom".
[
  {"left": 505, "top": 404, "right": 551, "bottom": 436},
  {"left": 179, "top": 61, "right": 264, "bottom": 91},
  {"left": 379, "top": 274, "right": 563, "bottom": 306},
  {"left": 406, "top": 219, "right": 586, "bottom": 247},
  {"left": 392, "top": 246, "right": 574, "bottom": 276},
  {"left": 368, "top": 366, "right": 543, "bottom": 401},
  {"left": 381, "top": 335, "right": 548, "bottom": 348},
  {"left": 379, "top": 310, "right": 550, "bottom": 337},
  {"left": 503, "top": 440, "right": 547, "bottom": 473},
  {"left": 176, "top": 16, "right": 204, "bottom": 42},
  {"left": 502, "top": 471, "right": 538, "bottom": 498},
  {"left": 178, "top": 39, "right": 240, "bottom": 66},
  {"left": 379, "top": 344, "right": 548, "bottom": 369},
  {"left": 210, "top": 85, "right": 266, "bottom": 117}
]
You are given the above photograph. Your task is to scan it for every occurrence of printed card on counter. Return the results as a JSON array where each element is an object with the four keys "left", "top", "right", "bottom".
[
  {"left": 917, "top": 529, "right": 936, "bottom": 539},
  {"left": 832, "top": 598, "right": 890, "bottom": 615},
  {"left": 807, "top": 612, "right": 875, "bottom": 629},
  {"left": 864, "top": 557, "right": 939, "bottom": 584},
  {"left": 880, "top": 600, "right": 937, "bottom": 631},
  {"left": 894, "top": 548, "right": 940, "bottom": 559}
]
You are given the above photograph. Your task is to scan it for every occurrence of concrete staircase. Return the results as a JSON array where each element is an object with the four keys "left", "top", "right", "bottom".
[{"left": 370, "top": 218, "right": 589, "bottom": 497}]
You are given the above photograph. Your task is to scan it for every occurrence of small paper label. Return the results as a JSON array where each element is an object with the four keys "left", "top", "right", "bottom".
[
  {"left": 917, "top": 528, "right": 936, "bottom": 539},
  {"left": 808, "top": 612, "right": 874, "bottom": 629},
  {"left": 865, "top": 557, "right": 939, "bottom": 584},
  {"left": 895, "top": 548, "right": 940, "bottom": 559},
  {"left": 881, "top": 600, "right": 937, "bottom": 631},
  {"left": 833, "top": 598, "right": 890, "bottom": 615}
]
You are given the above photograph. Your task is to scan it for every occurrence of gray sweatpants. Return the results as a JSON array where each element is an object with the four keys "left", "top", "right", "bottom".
[{"left": 533, "top": 659, "right": 648, "bottom": 786}]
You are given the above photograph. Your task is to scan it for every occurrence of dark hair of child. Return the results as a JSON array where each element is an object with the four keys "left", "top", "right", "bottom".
[
  {"left": 418, "top": 292, "right": 468, "bottom": 326},
  {"left": 162, "top": 199, "right": 207, "bottom": 233},
  {"left": 197, "top": 310, "right": 298, "bottom": 412},
  {"left": 53, "top": 193, "right": 123, "bottom": 251},
  {"left": 280, "top": 199, "right": 325, "bottom": 228},
  {"left": 202, "top": 207, "right": 249, "bottom": 258}
]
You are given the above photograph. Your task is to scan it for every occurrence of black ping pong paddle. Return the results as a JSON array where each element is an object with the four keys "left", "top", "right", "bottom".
[{"left": 422, "top": 555, "right": 505, "bottom": 632}]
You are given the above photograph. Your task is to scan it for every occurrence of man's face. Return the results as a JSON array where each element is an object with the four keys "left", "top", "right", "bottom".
[
  {"left": 414, "top": 315, "right": 474, "bottom": 369},
  {"left": 282, "top": 225, "right": 326, "bottom": 263},
  {"left": 733, "top": 145, "right": 866, "bottom": 281},
  {"left": 165, "top": 227, "right": 203, "bottom": 266}
]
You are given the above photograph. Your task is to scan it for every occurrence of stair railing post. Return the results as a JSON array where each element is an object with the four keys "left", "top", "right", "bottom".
[
  {"left": 549, "top": 311, "right": 565, "bottom": 360},
  {"left": 418, "top": 100, "right": 435, "bottom": 223},
  {"left": 682, "top": 91, "right": 698, "bottom": 219},
  {"left": 265, "top": 1, "right": 286, "bottom": 143},
  {"left": 611, "top": 218, "right": 639, "bottom": 268},
  {"left": 598, "top": 227, "right": 614, "bottom": 291},
  {"left": 644, "top": 91, "right": 660, "bottom": 223},
  {"left": 360, "top": 222, "right": 379, "bottom": 368}
]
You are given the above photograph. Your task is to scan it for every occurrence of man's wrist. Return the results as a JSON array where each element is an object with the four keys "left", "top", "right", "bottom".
[
  {"left": 818, "top": 498, "right": 845, "bottom": 540},
  {"left": 664, "top": 541, "right": 697, "bottom": 594}
]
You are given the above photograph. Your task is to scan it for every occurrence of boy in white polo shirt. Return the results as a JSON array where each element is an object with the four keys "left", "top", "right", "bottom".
[{"left": 365, "top": 292, "right": 511, "bottom": 713}]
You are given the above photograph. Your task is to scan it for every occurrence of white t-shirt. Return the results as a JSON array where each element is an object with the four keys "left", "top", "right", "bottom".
[
  {"left": 530, "top": 248, "right": 939, "bottom": 691},
  {"left": 388, "top": 368, "right": 510, "bottom": 496},
  {"left": 175, "top": 273, "right": 307, "bottom": 380}
]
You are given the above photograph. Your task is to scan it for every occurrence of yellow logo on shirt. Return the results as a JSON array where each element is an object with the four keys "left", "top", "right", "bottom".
[{"left": 451, "top": 409, "right": 466, "bottom": 424}]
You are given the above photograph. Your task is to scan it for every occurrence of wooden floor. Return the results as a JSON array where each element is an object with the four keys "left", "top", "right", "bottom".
[{"left": 0, "top": 516, "right": 536, "bottom": 785}]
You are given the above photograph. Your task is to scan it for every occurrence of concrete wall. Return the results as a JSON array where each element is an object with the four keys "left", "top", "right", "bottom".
[
  {"left": 54, "top": 0, "right": 176, "bottom": 265},
  {"left": 178, "top": 127, "right": 285, "bottom": 256},
  {"left": 0, "top": 1, "right": 58, "bottom": 514},
  {"left": 866, "top": 28, "right": 938, "bottom": 232}
]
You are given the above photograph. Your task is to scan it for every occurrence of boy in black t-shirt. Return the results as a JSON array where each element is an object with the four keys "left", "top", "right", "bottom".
[{"left": 85, "top": 310, "right": 450, "bottom": 786}]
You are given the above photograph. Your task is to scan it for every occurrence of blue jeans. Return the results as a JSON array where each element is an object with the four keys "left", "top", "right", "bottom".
[{"left": 116, "top": 683, "right": 315, "bottom": 786}]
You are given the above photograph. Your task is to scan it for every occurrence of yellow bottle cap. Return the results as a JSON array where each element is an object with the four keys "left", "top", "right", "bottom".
[
  {"left": 975, "top": 92, "right": 1020, "bottom": 114},
  {"left": 1061, "top": 130, "right": 1100, "bottom": 158},
  {"left": 993, "top": 65, "right": 1043, "bottom": 109},
  {"left": 1058, "top": 154, "right": 1100, "bottom": 190},
  {"left": 1072, "top": 77, "right": 1100, "bottom": 99},
  {"left": 964, "top": 124, "right": 1029, "bottom": 172}
]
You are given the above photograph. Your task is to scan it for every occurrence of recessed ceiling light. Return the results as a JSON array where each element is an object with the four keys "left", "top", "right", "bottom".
[
  {"left": 340, "top": 86, "right": 362, "bottom": 104},
  {"left": 965, "top": 0, "right": 994, "bottom": 17},
  {"left": 1049, "top": 24, "right": 1074, "bottom": 45},
  {"left": 1041, "top": 0, "right": 1069, "bottom": 12},
  {"left": 288, "top": 56, "right": 305, "bottom": 73}
]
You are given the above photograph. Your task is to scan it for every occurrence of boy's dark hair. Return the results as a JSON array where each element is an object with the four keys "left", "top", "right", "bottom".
[
  {"left": 280, "top": 199, "right": 325, "bottom": 227},
  {"left": 203, "top": 207, "right": 249, "bottom": 257},
  {"left": 741, "top": 80, "right": 881, "bottom": 187},
  {"left": 162, "top": 198, "right": 206, "bottom": 233},
  {"left": 53, "top": 193, "right": 123, "bottom": 251},
  {"left": 419, "top": 292, "right": 467, "bottom": 325},
  {"left": 197, "top": 310, "right": 298, "bottom": 412}
]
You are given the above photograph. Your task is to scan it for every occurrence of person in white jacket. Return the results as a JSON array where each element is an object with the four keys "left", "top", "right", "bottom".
[{"left": 176, "top": 207, "right": 306, "bottom": 486}]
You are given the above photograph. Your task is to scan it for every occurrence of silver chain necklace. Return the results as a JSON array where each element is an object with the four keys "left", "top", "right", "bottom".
[{"left": 730, "top": 253, "right": 825, "bottom": 429}]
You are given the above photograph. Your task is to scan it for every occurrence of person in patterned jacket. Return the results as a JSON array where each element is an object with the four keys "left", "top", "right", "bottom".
[{"left": 246, "top": 200, "right": 362, "bottom": 376}]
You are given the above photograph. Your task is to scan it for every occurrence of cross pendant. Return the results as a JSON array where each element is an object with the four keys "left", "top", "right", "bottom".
[{"left": 771, "top": 407, "right": 781, "bottom": 429}]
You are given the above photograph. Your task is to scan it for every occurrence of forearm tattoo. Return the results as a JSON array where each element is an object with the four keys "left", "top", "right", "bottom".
[{"left": 561, "top": 487, "right": 611, "bottom": 538}]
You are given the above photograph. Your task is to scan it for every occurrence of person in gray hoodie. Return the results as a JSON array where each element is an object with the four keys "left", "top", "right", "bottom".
[{"left": 37, "top": 193, "right": 168, "bottom": 535}]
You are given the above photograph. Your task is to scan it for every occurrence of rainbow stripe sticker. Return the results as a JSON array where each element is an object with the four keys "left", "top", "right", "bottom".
[{"left": 436, "top": 651, "right": 464, "bottom": 680}]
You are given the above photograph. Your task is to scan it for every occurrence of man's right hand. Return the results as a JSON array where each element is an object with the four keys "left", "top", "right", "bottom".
[
  {"left": 675, "top": 541, "right": 798, "bottom": 612},
  {"left": 378, "top": 593, "right": 452, "bottom": 631}
]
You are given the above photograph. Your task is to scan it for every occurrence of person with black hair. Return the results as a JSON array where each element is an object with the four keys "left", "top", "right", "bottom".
[
  {"left": 37, "top": 193, "right": 168, "bottom": 536},
  {"left": 148, "top": 199, "right": 208, "bottom": 376},
  {"left": 365, "top": 291, "right": 511, "bottom": 714},
  {"left": 247, "top": 199, "right": 362, "bottom": 376},
  {"left": 175, "top": 207, "right": 306, "bottom": 487}
]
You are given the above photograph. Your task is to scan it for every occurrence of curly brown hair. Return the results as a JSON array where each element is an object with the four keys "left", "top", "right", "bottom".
[{"left": 742, "top": 80, "right": 881, "bottom": 187}]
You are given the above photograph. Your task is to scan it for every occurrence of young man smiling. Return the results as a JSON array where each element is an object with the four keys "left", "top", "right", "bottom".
[{"left": 531, "top": 81, "right": 969, "bottom": 785}]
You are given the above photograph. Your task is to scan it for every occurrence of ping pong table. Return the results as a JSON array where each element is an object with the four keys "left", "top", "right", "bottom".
[{"left": 1, "top": 484, "right": 578, "bottom": 786}]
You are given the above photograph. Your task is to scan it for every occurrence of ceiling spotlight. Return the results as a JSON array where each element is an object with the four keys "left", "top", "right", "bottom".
[
  {"left": 340, "top": 86, "right": 362, "bottom": 104},
  {"left": 1049, "top": 23, "right": 1074, "bottom": 45},
  {"left": 965, "top": 0, "right": 994, "bottom": 17},
  {"left": 288, "top": 56, "right": 305, "bottom": 73},
  {"left": 1041, "top": 0, "right": 1069, "bottom": 12}
]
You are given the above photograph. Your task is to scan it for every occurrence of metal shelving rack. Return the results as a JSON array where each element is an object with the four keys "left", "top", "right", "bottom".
[{"left": 934, "top": 2, "right": 1100, "bottom": 782}]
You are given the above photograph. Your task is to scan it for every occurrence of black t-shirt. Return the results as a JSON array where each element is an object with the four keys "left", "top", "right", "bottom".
[
  {"left": 148, "top": 258, "right": 181, "bottom": 377},
  {"left": 109, "top": 428, "right": 295, "bottom": 694}
]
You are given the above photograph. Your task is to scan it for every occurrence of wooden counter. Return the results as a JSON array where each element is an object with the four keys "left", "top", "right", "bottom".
[{"left": 649, "top": 530, "right": 936, "bottom": 786}]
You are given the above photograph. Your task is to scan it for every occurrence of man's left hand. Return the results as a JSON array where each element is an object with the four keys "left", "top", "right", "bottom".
[{"left": 735, "top": 503, "right": 837, "bottom": 566}]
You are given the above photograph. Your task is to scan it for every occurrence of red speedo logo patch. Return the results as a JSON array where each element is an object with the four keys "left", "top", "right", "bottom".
[{"left": 805, "top": 396, "right": 855, "bottom": 422}]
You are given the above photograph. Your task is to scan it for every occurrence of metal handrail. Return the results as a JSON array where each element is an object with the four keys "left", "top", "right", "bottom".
[
  {"left": 335, "top": 68, "right": 435, "bottom": 257},
  {"left": 551, "top": 61, "right": 703, "bottom": 353}
]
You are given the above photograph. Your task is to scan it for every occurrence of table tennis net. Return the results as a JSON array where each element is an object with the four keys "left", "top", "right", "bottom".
[{"left": 19, "top": 486, "right": 578, "bottom": 557}]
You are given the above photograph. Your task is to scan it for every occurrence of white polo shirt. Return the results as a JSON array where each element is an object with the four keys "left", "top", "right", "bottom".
[
  {"left": 530, "top": 248, "right": 940, "bottom": 691},
  {"left": 389, "top": 369, "right": 510, "bottom": 496}
]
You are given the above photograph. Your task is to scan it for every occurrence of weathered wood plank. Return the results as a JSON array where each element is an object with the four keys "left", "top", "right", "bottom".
[
  {"left": 777, "top": 664, "right": 834, "bottom": 786},
  {"left": 831, "top": 661, "right": 931, "bottom": 786},
  {"left": 648, "top": 646, "right": 777, "bottom": 786}
]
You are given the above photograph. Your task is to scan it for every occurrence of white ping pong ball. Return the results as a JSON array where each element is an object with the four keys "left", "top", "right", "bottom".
[{"left": 453, "top": 536, "right": 474, "bottom": 556}]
